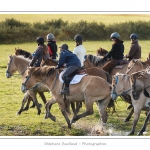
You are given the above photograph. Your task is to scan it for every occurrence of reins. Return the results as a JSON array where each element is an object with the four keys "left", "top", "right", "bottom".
[{"left": 23, "top": 70, "right": 59, "bottom": 92}]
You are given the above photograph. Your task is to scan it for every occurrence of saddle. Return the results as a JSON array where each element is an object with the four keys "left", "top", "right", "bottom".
[{"left": 114, "top": 60, "right": 128, "bottom": 69}]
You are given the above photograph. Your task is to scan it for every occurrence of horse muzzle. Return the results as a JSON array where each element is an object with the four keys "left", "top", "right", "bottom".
[
  {"left": 21, "top": 84, "right": 27, "bottom": 93},
  {"left": 132, "top": 91, "right": 140, "bottom": 100},
  {"left": 6, "top": 72, "right": 12, "bottom": 78},
  {"left": 111, "top": 93, "right": 117, "bottom": 100}
]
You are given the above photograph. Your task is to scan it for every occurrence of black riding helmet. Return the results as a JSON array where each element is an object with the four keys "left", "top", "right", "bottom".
[
  {"left": 36, "top": 37, "right": 44, "bottom": 45},
  {"left": 74, "top": 34, "right": 82, "bottom": 42},
  {"left": 130, "top": 33, "right": 138, "bottom": 40}
]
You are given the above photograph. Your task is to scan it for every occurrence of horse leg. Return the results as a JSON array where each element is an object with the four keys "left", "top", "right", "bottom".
[
  {"left": 23, "top": 95, "right": 33, "bottom": 110},
  {"left": 137, "top": 111, "right": 150, "bottom": 136},
  {"left": 38, "top": 92, "right": 47, "bottom": 106},
  {"left": 128, "top": 107, "right": 141, "bottom": 135},
  {"left": 97, "top": 96, "right": 110, "bottom": 124},
  {"left": 58, "top": 101, "right": 71, "bottom": 128},
  {"left": 124, "top": 107, "right": 134, "bottom": 122},
  {"left": 75, "top": 102, "right": 82, "bottom": 114},
  {"left": 71, "top": 99, "right": 94, "bottom": 124},
  {"left": 44, "top": 98, "right": 57, "bottom": 122},
  {"left": 28, "top": 91, "right": 41, "bottom": 115},
  {"left": 17, "top": 92, "right": 29, "bottom": 115}
]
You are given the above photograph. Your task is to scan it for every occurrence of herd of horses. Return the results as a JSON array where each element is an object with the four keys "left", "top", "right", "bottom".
[{"left": 5, "top": 47, "right": 150, "bottom": 136}]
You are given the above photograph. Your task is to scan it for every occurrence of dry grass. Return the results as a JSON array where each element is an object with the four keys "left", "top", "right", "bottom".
[{"left": 1, "top": 14, "right": 150, "bottom": 24}]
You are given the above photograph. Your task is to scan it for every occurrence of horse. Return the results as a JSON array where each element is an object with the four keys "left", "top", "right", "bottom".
[
  {"left": 96, "top": 47, "right": 108, "bottom": 57},
  {"left": 6, "top": 55, "right": 51, "bottom": 115},
  {"left": 84, "top": 54, "right": 129, "bottom": 76},
  {"left": 41, "top": 58, "right": 113, "bottom": 119},
  {"left": 111, "top": 73, "right": 150, "bottom": 135},
  {"left": 21, "top": 66, "right": 112, "bottom": 128},
  {"left": 15, "top": 47, "right": 32, "bottom": 59}
]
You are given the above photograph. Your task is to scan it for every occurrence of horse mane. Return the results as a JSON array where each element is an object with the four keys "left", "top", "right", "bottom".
[
  {"left": 14, "top": 55, "right": 31, "bottom": 63},
  {"left": 86, "top": 54, "right": 106, "bottom": 66},
  {"left": 28, "top": 66, "right": 55, "bottom": 78},
  {"left": 96, "top": 47, "right": 108, "bottom": 56},
  {"left": 15, "top": 48, "right": 32, "bottom": 59}
]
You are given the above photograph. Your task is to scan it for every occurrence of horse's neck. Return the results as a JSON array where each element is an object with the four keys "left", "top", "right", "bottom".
[{"left": 14, "top": 57, "right": 30, "bottom": 76}]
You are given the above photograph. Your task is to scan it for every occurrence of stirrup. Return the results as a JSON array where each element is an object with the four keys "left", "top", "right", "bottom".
[{"left": 60, "top": 88, "right": 70, "bottom": 96}]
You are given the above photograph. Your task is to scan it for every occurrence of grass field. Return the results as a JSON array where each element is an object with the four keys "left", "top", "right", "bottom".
[
  {"left": 0, "top": 40, "right": 150, "bottom": 136},
  {"left": 1, "top": 14, "right": 150, "bottom": 24}
]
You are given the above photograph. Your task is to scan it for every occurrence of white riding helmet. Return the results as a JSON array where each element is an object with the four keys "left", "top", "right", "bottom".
[
  {"left": 46, "top": 33, "right": 55, "bottom": 40},
  {"left": 110, "top": 32, "right": 120, "bottom": 39}
]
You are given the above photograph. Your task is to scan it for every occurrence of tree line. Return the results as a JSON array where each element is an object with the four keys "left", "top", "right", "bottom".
[{"left": 0, "top": 18, "right": 150, "bottom": 43}]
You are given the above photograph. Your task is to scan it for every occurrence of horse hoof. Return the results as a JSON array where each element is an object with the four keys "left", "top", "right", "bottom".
[
  {"left": 16, "top": 111, "right": 21, "bottom": 115},
  {"left": 39, "top": 103, "right": 42, "bottom": 108},
  {"left": 128, "top": 132, "right": 134, "bottom": 135},
  {"left": 124, "top": 119, "right": 129, "bottom": 122},
  {"left": 137, "top": 132, "right": 143, "bottom": 136},
  {"left": 30, "top": 105, "right": 35, "bottom": 108}
]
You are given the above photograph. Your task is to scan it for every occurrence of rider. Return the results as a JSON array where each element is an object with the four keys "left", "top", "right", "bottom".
[
  {"left": 102, "top": 32, "right": 124, "bottom": 73},
  {"left": 46, "top": 33, "right": 58, "bottom": 60},
  {"left": 73, "top": 34, "right": 86, "bottom": 67},
  {"left": 55, "top": 43, "right": 81, "bottom": 95},
  {"left": 29, "top": 37, "right": 50, "bottom": 67},
  {"left": 125, "top": 33, "right": 141, "bottom": 61}
]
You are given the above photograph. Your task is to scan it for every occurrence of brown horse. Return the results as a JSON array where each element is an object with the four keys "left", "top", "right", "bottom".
[
  {"left": 15, "top": 47, "right": 32, "bottom": 59},
  {"left": 96, "top": 47, "right": 108, "bottom": 57},
  {"left": 84, "top": 54, "right": 129, "bottom": 76},
  {"left": 21, "top": 66, "right": 112, "bottom": 128},
  {"left": 6, "top": 55, "right": 52, "bottom": 115},
  {"left": 111, "top": 73, "right": 150, "bottom": 135}
]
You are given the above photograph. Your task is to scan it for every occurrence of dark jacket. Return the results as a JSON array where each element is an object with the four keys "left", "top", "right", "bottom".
[
  {"left": 56, "top": 49, "right": 81, "bottom": 69},
  {"left": 105, "top": 40, "right": 124, "bottom": 60},
  {"left": 47, "top": 40, "right": 57, "bottom": 59},
  {"left": 125, "top": 40, "right": 141, "bottom": 60}
]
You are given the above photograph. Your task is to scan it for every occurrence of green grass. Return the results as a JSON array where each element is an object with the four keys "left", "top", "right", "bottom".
[
  {"left": 1, "top": 14, "right": 150, "bottom": 24},
  {"left": 0, "top": 40, "right": 150, "bottom": 136}
]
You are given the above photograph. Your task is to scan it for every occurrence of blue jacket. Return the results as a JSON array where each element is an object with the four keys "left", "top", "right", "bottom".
[{"left": 56, "top": 49, "right": 81, "bottom": 68}]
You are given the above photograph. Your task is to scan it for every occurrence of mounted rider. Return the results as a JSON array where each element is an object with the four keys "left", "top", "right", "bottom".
[
  {"left": 29, "top": 37, "right": 50, "bottom": 67},
  {"left": 55, "top": 43, "right": 81, "bottom": 95},
  {"left": 102, "top": 32, "right": 124, "bottom": 73},
  {"left": 73, "top": 34, "right": 86, "bottom": 67},
  {"left": 46, "top": 33, "right": 58, "bottom": 60},
  {"left": 125, "top": 33, "right": 141, "bottom": 61}
]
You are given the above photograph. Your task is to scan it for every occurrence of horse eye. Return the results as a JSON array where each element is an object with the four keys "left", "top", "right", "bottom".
[{"left": 25, "top": 76, "right": 28, "bottom": 78}]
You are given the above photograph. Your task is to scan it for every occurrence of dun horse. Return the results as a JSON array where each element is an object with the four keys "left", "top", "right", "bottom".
[
  {"left": 111, "top": 73, "right": 150, "bottom": 135},
  {"left": 22, "top": 66, "right": 112, "bottom": 128},
  {"left": 6, "top": 55, "right": 50, "bottom": 115}
]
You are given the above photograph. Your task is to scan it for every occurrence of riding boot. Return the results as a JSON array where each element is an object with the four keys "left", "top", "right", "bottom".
[{"left": 60, "top": 77, "right": 70, "bottom": 95}]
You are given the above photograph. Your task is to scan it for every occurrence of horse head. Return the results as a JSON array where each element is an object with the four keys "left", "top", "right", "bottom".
[
  {"left": 96, "top": 47, "right": 108, "bottom": 56},
  {"left": 130, "top": 71, "right": 146, "bottom": 100},
  {"left": 6, "top": 55, "right": 15, "bottom": 78},
  {"left": 111, "top": 73, "right": 131, "bottom": 100}
]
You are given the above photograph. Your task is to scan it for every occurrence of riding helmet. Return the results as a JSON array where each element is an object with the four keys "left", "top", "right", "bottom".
[
  {"left": 110, "top": 32, "right": 120, "bottom": 39},
  {"left": 46, "top": 33, "right": 55, "bottom": 40},
  {"left": 130, "top": 33, "right": 138, "bottom": 40},
  {"left": 74, "top": 34, "right": 82, "bottom": 42},
  {"left": 36, "top": 37, "right": 44, "bottom": 44}
]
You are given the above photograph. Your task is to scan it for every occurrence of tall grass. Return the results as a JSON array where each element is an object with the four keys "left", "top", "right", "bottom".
[{"left": 0, "top": 41, "right": 150, "bottom": 136}]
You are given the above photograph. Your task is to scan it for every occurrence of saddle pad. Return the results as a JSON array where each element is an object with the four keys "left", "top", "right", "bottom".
[{"left": 59, "top": 70, "right": 87, "bottom": 84}]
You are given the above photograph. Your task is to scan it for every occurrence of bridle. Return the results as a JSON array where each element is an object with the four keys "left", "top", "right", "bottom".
[
  {"left": 111, "top": 75, "right": 131, "bottom": 96},
  {"left": 22, "top": 70, "right": 59, "bottom": 91},
  {"left": 6, "top": 55, "right": 27, "bottom": 76}
]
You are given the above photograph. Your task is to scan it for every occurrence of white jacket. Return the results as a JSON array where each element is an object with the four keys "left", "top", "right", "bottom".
[{"left": 73, "top": 45, "right": 86, "bottom": 67}]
